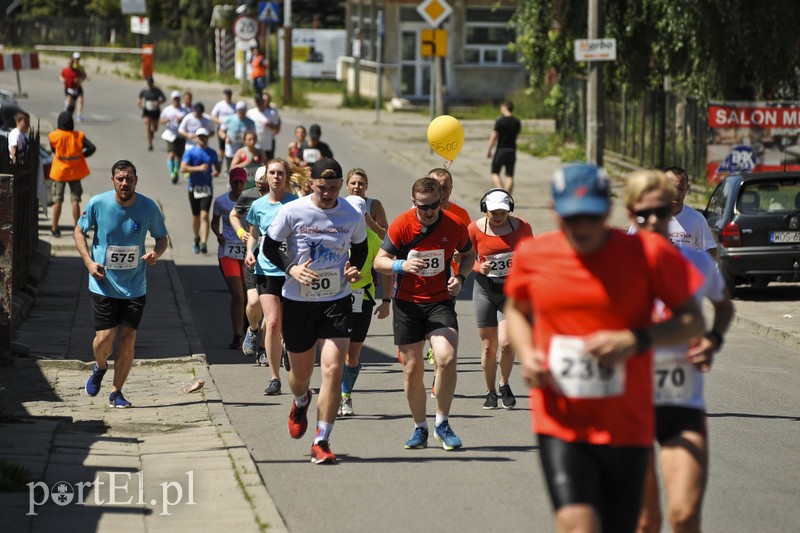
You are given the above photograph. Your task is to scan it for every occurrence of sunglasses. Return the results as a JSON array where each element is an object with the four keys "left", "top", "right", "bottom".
[
  {"left": 415, "top": 199, "right": 442, "bottom": 211},
  {"left": 633, "top": 206, "right": 671, "bottom": 224}
]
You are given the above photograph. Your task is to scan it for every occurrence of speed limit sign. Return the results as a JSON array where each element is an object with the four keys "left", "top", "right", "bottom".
[{"left": 234, "top": 16, "right": 258, "bottom": 40}]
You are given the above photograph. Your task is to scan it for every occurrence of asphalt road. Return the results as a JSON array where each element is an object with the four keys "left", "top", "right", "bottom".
[{"left": 5, "top": 61, "right": 799, "bottom": 532}]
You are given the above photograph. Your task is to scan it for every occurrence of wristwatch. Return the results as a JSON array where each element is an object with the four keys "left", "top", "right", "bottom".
[{"left": 456, "top": 274, "right": 466, "bottom": 284}]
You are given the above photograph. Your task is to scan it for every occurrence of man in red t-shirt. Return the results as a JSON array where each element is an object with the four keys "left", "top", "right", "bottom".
[
  {"left": 375, "top": 177, "right": 476, "bottom": 451},
  {"left": 60, "top": 52, "right": 88, "bottom": 121},
  {"left": 505, "top": 163, "right": 705, "bottom": 533}
]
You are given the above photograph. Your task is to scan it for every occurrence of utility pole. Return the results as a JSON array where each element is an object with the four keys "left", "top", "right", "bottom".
[
  {"left": 282, "top": 0, "right": 292, "bottom": 103},
  {"left": 586, "top": 0, "right": 604, "bottom": 166}
]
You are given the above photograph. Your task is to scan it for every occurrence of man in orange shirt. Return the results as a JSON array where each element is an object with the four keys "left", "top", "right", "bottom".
[
  {"left": 48, "top": 112, "right": 96, "bottom": 237},
  {"left": 425, "top": 168, "right": 471, "bottom": 379},
  {"left": 250, "top": 47, "right": 268, "bottom": 98},
  {"left": 505, "top": 163, "right": 705, "bottom": 533}
]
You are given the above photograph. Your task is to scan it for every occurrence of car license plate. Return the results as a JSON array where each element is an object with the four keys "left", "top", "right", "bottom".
[{"left": 770, "top": 231, "right": 800, "bottom": 243}]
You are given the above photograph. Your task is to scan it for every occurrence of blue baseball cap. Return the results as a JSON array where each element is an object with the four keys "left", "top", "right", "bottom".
[{"left": 551, "top": 163, "right": 611, "bottom": 217}]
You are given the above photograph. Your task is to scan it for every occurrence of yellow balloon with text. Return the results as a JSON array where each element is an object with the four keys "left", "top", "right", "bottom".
[{"left": 427, "top": 115, "right": 464, "bottom": 162}]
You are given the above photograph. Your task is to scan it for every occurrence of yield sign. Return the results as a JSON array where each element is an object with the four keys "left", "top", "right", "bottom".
[{"left": 417, "top": 0, "right": 452, "bottom": 28}]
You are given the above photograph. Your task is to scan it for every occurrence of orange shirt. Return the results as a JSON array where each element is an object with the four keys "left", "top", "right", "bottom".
[
  {"left": 444, "top": 201, "right": 471, "bottom": 275},
  {"left": 48, "top": 129, "right": 89, "bottom": 182},
  {"left": 505, "top": 229, "right": 703, "bottom": 447},
  {"left": 468, "top": 216, "right": 532, "bottom": 276},
  {"left": 251, "top": 54, "right": 266, "bottom": 79},
  {"left": 382, "top": 209, "right": 471, "bottom": 303}
]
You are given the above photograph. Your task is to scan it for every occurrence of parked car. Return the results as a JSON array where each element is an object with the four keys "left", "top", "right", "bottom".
[
  {"left": 704, "top": 172, "right": 800, "bottom": 289},
  {"left": 0, "top": 103, "right": 25, "bottom": 129},
  {"left": 0, "top": 89, "right": 18, "bottom": 107}
]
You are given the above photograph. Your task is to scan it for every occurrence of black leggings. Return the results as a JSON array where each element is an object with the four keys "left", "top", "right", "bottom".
[{"left": 538, "top": 434, "right": 648, "bottom": 533}]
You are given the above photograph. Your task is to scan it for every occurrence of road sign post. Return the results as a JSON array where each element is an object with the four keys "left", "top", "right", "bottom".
[{"left": 417, "top": 0, "right": 451, "bottom": 121}]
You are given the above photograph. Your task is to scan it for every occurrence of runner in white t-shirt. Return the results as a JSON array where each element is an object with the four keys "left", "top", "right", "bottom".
[
  {"left": 210, "top": 88, "right": 236, "bottom": 162},
  {"left": 178, "top": 102, "right": 216, "bottom": 148},
  {"left": 246, "top": 93, "right": 281, "bottom": 157},
  {"left": 625, "top": 169, "right": 734, "bottom": 533},
  {"left": 665, "top": 166, "right": 718, "bottom": 259},
  {"left": 261, "top": 158, "right": 368, "bottom": 465}
]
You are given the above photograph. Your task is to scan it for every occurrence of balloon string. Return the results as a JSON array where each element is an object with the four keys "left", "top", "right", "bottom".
[{"left": 444, "top": 160, "right": 452, "bottom": 171}]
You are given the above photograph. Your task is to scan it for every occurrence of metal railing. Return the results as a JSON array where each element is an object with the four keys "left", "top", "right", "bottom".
[{"left": 561, "top": 78, "right": 707, "bottom": 182}]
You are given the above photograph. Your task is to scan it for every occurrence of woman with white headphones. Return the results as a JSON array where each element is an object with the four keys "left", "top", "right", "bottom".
[{"left": 468, "top": 189, "right": 532, "bottom": 410}]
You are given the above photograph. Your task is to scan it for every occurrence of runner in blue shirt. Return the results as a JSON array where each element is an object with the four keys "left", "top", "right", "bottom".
[
  {"left": 180, "top": 127, "right": 221, "bottom": 254},
  {"left": 245, "top": 158, "right": 298, "bottom": 395},
  {"left": 74, "top": 160, "right": 169, "bottom": 409}
]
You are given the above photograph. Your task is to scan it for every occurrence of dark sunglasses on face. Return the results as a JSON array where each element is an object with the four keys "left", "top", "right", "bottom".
[
  {"left": 415, "top": 199, "right": 442, "bottom": 211},
  {"left": 633, "top": 206, "right": 671, "bottom": 224}
]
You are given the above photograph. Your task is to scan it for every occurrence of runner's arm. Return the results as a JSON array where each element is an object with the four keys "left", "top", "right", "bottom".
[
  {"left": 142, "top": 236, "right": 169, "bottom": 266},
  {"left": 349, "top": 238, "right": 368, "bottom": 271},
  {"left": 73, "top": 225, "right": 105, "bottom": 280},
  {"left": 487, "top": 131, "right": 498, "bottom": 157},
  {"left": 505, "top": 297, "right": 555, "bottom": 390},
  {"left": 688, "top": 288, "right": 734, "bottom": 372},
  {"left": 261, "top": 235, "right": 292, "bottom": 272}
]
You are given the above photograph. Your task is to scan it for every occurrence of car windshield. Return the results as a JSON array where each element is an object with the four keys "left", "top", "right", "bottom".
[{"left": 739, "top": 180, "right": 800, "bottom": 214}]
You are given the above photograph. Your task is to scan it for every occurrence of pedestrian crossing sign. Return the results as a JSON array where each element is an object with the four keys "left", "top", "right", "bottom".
[{"left": 258, "top": 2, "right": 280, "bottom": 23}]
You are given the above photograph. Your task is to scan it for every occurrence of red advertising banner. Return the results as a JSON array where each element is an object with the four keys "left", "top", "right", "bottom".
[{"left": 707, "top": 101, "right": 800, "bottom": 184}]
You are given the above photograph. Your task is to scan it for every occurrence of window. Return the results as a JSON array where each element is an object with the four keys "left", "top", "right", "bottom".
[{"left": 464, "top": 9, "right": 517, "bottom": 66}]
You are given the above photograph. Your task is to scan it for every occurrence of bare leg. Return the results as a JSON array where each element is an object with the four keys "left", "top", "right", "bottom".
[
  {"left": 316, "top": 338, "right": 348, "bottom": 424},
  {"left": 661, "top": 430, "right": 708, "bottom": 533},
  {"left": 399, "top": 341, "right": 426, "bottom": 423},
  {"left": 71, "top": 200, "right": 81, "bottom": 226},
  {"left": 497, "top": 319, "right": 515, "bottom": 384},
  {"left": 260, "top": 293, "right": 283, "bottom": 380},
  {"left": 491, "top": 172, "right": 503, "bottom": 189},
  {"left": 637, "top": 447, "right": 662, "bottom": 533},
  {"left": 51, "top": 201, "right": 62, "bottom": 232},
  {"left": 479, "top": 326, "right": 498, "bottom": 391},
  {"left": 555, "top": 505, "right": 602, "bottom": 533},
  {"left": 429, "top": 327, "right": 458, "bottom": 417},
  {"left": 504, "top": 176, "right": 514, "bottom": 193},
  {"left": 112, "top": 325, "right": 137, "bottom": 392},
  {"left": 224, "top": 276, "right": 245, "bottom": 338},
  {"left": 199, "top": 210, "right": 210, "bottom": 244}
]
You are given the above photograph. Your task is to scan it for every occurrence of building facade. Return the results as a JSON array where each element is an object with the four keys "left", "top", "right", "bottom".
[{"left": 340, "top": 0, "right": 525, "bottom": 103}]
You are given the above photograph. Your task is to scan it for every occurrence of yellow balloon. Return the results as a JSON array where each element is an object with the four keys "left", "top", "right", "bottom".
[{"left": 427, "top": 115, "right": 464, "bottom": 162}]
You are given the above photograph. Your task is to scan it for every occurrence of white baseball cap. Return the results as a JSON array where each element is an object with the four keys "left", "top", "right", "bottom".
[
  {"left": 484, "top": 190, "right": 512, "bottom": 212},
  {"left": 235, "top": 100, "right": 247, "bottom": 111},
  {"left": 254, "top": 165, "right": 267, "bottom": 182},
  {"left": 195, "top": 127, "right": 210, "bottom": 137},
  {"left": 170, "top": 90, "right": 182, "bottom": 99},
  {"left": 72, "top": 52, "right": 81, "bottom": 59}
]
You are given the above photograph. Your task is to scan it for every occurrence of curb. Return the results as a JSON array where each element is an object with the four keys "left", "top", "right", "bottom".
[
  {"left": 162, "top": 252, "right": 288, "bottom": 531},
  {"left": 733, "top": 315, "right": 800, "bottom": 350}
]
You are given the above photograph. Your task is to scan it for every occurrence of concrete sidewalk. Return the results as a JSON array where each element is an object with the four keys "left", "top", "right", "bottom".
[{"left": 1, "top": 233, "right": 286, "bottom": 531}]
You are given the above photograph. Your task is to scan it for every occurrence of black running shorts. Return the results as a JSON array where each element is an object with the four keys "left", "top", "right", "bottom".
[
  {"left": 491, "top": 148, "right": 516, "bottom": 176},
  {"left": 392, "top": 298, "right": 458, "bottom": 346},
  {"left": 282, "top": 296, "right": 352, "bottom": 353},
  {"left": 89, "top": 292, "right": 146, "bottom": 331},
  {"left": 537, "top": 434, "right": 649, "bottom": 533},
  {"left": 655, "top": 406, "right": 707, "bottom": 445}
]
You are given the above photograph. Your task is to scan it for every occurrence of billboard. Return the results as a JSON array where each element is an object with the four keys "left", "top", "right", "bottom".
[
  {"left": 278, "top": 29, "right": 346, "bottom": 79},
  {"left": 707, "top": 101, "right": 800, "bottom": 184}
]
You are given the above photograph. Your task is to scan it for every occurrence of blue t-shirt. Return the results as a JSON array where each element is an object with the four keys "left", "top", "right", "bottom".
[
  {"left": 222, "top": 114, "right": 256, "bottom": 158},
  {"left": 182, "top": 145, "right": 219, "bottom": 189},
  {"left": 77, "top": 191, "right": 168, "bottom": 299},
  {"left": 246, "top": 192, "right": 297, "bottom": 275}
]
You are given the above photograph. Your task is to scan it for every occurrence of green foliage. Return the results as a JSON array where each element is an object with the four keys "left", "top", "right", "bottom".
[
  {"left": 341, "top": 93, "right": 375, "bottom": 109},
  {"left": 522, "top": 132, "right": 585, "bottom": 162},
  {"left": 513, "top": 0, "right": 800, "bottom": 102}
]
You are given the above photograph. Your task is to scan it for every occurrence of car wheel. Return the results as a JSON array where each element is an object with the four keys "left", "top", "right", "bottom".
[{"left": 750, "top": 278, "right": 769, "bottom": 289}]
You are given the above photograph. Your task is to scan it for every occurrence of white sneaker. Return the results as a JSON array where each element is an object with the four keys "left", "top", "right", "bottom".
[{"left": 341, "top": 397, "right": 354, "bottom": 416}]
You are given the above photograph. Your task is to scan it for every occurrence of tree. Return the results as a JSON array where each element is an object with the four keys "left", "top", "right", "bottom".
[{"left": 513, "top": 0, "right": 800, "bottom": 102}]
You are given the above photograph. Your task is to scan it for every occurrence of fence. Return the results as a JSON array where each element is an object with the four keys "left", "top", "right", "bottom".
[
  {"left": 561, "top": 78, "right": 707, "bottom": 183},
  {"left": 0, "top": 16, "right": 215, "bottom": 73},
  {"left": 0, "top": 128, "right": 40, "bottom": 293}
]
